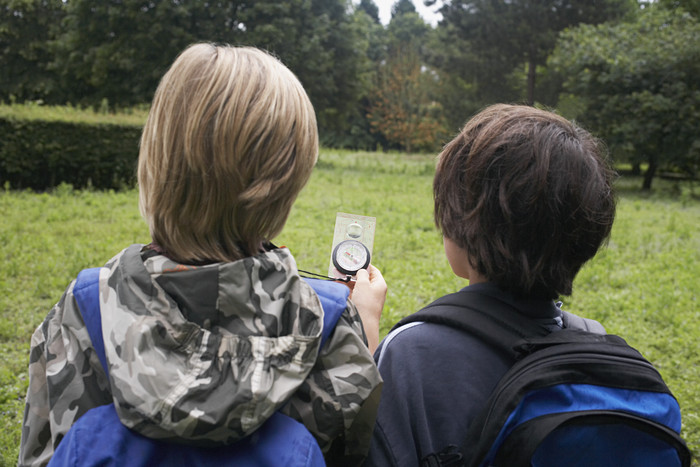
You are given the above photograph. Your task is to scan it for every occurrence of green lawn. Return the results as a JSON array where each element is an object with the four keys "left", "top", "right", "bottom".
[{"left": 1, "top": 150, "right": 698, "bottom": 465}]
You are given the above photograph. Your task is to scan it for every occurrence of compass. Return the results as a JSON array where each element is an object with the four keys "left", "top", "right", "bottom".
[{"left": 332, "top": 239, "right": 371, "bottom": 276}]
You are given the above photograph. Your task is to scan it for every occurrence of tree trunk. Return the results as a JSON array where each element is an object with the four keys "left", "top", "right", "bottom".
[{"left": 642, "top": 154, "right": 658, "bottom": 190}]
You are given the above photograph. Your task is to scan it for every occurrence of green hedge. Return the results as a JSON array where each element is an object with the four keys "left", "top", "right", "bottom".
[{"left": 0, "top": 105, "right": 145, "bottom": 190}]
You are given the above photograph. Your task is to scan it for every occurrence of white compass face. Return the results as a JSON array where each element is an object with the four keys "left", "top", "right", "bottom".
[{"left": 332, "top": 240, "right": 370, "bottom": 275}]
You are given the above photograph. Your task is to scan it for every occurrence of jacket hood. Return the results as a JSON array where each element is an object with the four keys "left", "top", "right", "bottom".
[{"left": 99, "top": 244, "right": 327, "bottom": 444}]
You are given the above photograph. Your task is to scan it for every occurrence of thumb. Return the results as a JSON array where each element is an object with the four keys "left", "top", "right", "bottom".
[{"left": 355, "top": 268, "right": 369, "bottom": 282}]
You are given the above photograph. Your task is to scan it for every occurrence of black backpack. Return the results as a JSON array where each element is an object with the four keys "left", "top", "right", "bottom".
[{"left": 393, "top": 290, "right": 692, "bottom": 467}]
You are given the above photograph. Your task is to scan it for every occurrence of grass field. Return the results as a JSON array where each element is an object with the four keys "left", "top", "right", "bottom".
[{"left": 1, "top": 149, "right": 698, "bottom": 465}]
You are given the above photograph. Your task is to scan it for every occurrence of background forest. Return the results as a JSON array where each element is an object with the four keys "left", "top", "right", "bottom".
[{"left": 1, "top": 0, "right": 699, "bottom": 188}]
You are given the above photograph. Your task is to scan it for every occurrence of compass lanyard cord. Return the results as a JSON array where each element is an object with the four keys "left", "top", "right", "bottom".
[{"left": 298, "top": 269, "right": 352, "bottom": 282}]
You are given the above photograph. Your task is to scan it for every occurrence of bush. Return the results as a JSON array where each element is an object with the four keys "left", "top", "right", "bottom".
[{"left": 0, "top": 104, "right": 145, "bottom": 190}]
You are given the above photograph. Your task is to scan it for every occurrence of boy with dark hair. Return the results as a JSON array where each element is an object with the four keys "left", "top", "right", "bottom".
[{"left": 365, "top": 104, "right": 617, "bottom": 466}]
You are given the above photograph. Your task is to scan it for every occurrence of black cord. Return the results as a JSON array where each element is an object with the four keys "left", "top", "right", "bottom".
[
  {"left": 266, "top": 243, "right": 353, "bottom": 283},
  {"left": 298, "top": 269, "right": 353, "bottom": 282}
]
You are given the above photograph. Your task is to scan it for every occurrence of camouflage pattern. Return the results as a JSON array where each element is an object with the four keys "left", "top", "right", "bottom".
[{"left": 19, "top": 244, "right": 382, "bottom": 466}]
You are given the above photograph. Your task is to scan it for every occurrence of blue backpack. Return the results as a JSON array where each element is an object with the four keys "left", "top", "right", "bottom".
[
  {"left": 394, "top": 291, "right": 692, "bottom": 467},
  {"left": 49, "top": 267, "right": 350, "bottom": 467}
]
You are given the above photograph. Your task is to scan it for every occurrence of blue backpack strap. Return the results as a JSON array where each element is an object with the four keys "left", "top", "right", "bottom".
[
  {"left": 302, "top": 277, "right": 350, "bottom": 349},
  {"left": 73, "top": 267, "right": 109, "bottom": 377}
]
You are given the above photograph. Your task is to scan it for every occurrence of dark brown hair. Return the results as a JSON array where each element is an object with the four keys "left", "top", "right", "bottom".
[{"left": 434, "top": 104, "right": 616, "bottom": 299}]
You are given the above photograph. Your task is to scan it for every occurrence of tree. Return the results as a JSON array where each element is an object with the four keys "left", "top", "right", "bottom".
[
  {"left": 386, "top": 2, "right": 430, "bottom": 46},
  {"left": 358, "top": 0, "right": 381, "bottom": 23},
  {"left": 295, "top": 0, "right": 369, "bottom": 140},
  {"left": 367, "top": 46, "right": 445, "bottom": 152},
  {"left": 423, "top": 21, "right": 482, "bottom": 133},
  {"left": 392, "top": 0, "right": 418, "bottom": 18},
  {"left": 550, "top": 6, "right": 700, "bottom": 189},
  {"left": 437, "top": 0, "right": 635, "bottom": 105},
  {"left": 240, "top": 0, "right": 372, "bottom": 144},
  {"left": 322, "top": 3, "right": 388, "bottom": 150},
  {"left": 657, "top": 0, "right": 700, "bottom": 16},
  {"left": 0, "top": 0, "right": 65, "bottom": 103},
  {"left": 43, "top": 0, "right": 370, "bottom": 146},
  {"left": 51, "top": 0, "right": 233, "bottom": 107},
  {"left": 365, "top": 3, "right": 447, "bottom": 152}
]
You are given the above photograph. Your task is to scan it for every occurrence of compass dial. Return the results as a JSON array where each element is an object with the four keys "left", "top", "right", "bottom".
[{"left": 332, "top": 240, "right": 371, "bottom": 275}]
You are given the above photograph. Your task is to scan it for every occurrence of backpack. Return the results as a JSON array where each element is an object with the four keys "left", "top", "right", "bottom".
[
  {"left": 49, "top": 267, "right": 351, "bottom": 467},
  {"left": 392, "top": 290, "right": 692, "bottom": 467}
]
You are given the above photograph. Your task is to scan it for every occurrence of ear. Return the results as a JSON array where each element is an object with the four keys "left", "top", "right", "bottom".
[{"left": 443, "top": 237, "right": 487, "bottom": 284}]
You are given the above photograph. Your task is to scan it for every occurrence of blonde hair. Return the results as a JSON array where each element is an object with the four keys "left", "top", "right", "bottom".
[{"left": 138, "top": 44, "right": 318, "bottom": 263}]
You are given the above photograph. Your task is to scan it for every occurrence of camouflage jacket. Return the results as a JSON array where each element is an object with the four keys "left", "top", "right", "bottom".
[{"left": 19, "top": 244, "right": 382, "bottom": 466}]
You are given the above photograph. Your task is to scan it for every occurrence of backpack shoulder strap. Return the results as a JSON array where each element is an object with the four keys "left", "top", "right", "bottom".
[
  {"left": 392, "top": 290, "right": 551, "bottom": 361},
  {"left": 74, "top": 267, "right": 109, "bottom": 376},
  {"left": 303, "top": 277, "right": 350, "bottom": 349},
  {"left": 561, "top": 310, "right": 606, "bottom": 334}
]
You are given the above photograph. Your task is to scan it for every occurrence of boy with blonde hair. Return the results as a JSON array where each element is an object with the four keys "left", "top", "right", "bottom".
[{"left": 20, "top": 43, "right": 385, "bottom": 466}]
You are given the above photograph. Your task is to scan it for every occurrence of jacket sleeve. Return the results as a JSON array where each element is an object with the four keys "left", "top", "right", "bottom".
[
  {"left": 18, "top": 283, "right": 111, "bottom": 467},
  {"left": 280, "top": 300, "right": 383, "bottom": 466}
]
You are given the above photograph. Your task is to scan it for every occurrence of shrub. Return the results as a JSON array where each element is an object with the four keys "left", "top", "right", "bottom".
[{"left": 0, "top": 104, "right": 145, "bottom": 190}]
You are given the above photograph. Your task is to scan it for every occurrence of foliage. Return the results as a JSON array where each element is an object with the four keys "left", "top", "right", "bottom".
[
  {"left": 275, "top": 0, "right": 368, "bottom": 139},
  {"left": 422, "top": 22, "right": 482, "bottom": 134},
  {"left": 657, "top": 0, "right": 700, "bottom": 16},
  {"left": 391, "top": 0, "right": 418, "bottom": 18},
  {"left": 0, "top": 0, "right": 450, "bottom": 152},
  {"left": 358, "top": 0, "right": 380, "bottom": 23},
  {"left": 436, "top": 0, "right": 636, "bottom": 105},
  {"left": 0, "top": 104, "right": 144, "bottom": 190},
  {"left": 1, "top": 0, "right": 699, "bottom": 164},
  {"left": 367, "top": 46, "right": 446, "bottom": 153},
  {"left": 550, "top": 5, "right": 700, "bottom": 189},
  {"left": 366, "top": 7, "right": 447, "bottom": 152},
  {"left": 1, "top": 151, "right": 699, "bottom": 465},
  {"left": 51, "top": 0, "right": 194, "bottom": 107},
  {"left": 0, "top": 0, "right": 64, "bottom": 103},
  {"left": 1, "top": 0, "right": 371, "bottom": 146},
  {"left": 316, "top": 1, "right": 386, "bottom": 150}
]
